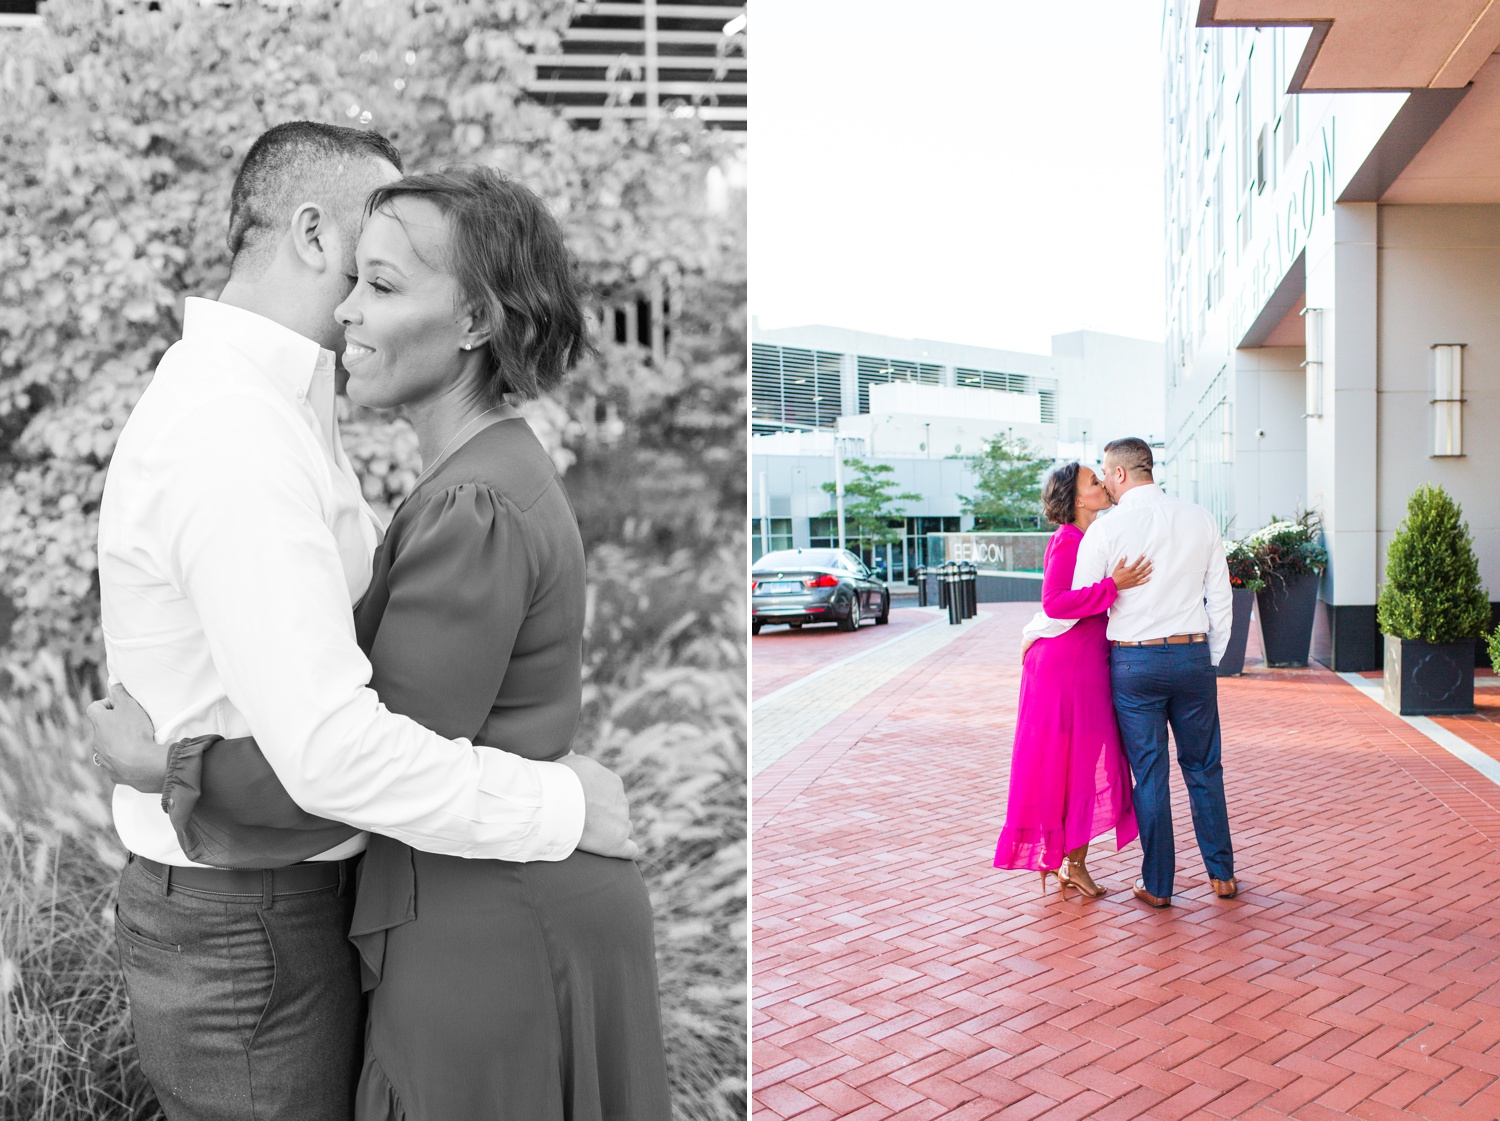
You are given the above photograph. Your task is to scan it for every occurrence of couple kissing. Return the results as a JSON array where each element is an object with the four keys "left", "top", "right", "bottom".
[{"left": 995, "top": 437, "right": 1237, "bottom": 908}]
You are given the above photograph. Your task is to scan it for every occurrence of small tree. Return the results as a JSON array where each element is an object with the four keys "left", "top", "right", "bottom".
[
  {"left": 959, "top": 433, "right": 1052, "bottom": 530},
  {"left": 820, "top": 459, "right": 921, "bottom": 550},
  {"left": 1377, "top": 484, "right": 1490, "bottom": 644}
]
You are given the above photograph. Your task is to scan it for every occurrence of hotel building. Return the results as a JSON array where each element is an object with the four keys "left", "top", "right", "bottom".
[{"left": 1165, "top": 1, "right": 1500, "bottom": 670}]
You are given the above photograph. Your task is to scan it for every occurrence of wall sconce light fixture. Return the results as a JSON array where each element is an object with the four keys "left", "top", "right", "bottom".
[
  {"left": 1432, "top": 344, "right": 1465, "bottom": 457},
  {"left": 1301, "top": 306, "right": 1323, "bottom": 418}
]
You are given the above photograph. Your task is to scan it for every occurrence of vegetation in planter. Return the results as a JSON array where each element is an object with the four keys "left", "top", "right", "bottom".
[
  {"left": 1246, "top": 509, "right": 1328, "bottom": 582},
  {"left": 1377, "top": 485, "right": 1489, "bottom": 644},
  {"left": 1488, "top": 623, "right": 1500, "bottom": 674},
  {"left": 1224, "top": 539, "right": 1265, "bottom": 592}
]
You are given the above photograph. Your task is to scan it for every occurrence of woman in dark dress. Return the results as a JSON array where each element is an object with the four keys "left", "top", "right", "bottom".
[{"left": 151, "top": 169, "right": 671, "bottom": 1120}]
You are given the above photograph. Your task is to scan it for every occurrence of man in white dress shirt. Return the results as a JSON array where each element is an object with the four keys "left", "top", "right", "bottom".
[
  {"left": 91, "top": 122, "right": 633, "bottom": 1121},
  {"left": 1072, "top": 436, "right": 1237, "bottom": 908}
]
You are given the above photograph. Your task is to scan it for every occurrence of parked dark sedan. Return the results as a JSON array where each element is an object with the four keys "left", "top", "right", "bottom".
[{"left": 750, "top": 548, "right": 890, "bottom": 636}]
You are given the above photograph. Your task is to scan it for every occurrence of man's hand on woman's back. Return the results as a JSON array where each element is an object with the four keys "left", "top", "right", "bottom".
[{"left": 559, "top": 754, "right": 639, "bottom": 860}]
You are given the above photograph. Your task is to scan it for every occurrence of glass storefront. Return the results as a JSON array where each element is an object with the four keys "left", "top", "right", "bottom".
[{"left": 750, "top": 518, "right": 794, "bottom": 561}]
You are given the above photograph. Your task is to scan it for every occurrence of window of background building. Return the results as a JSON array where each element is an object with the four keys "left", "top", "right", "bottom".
[
  {"left": 1212, "top": 164, "right": 1224, "bottom": 262},
  {"left": 808, "top": 517, "right": 862, "bottom": 554},
  {"left": 751, "top": 518, "right": 794, "bottom": 561},
  {"left": 854, "top": 356, "right": 942, "bottom": 415},
  {"left": 1281, "top": 94, "right": 1299, "bottom": 166},
  {"left": 751, "top": 343, "right": 843, "bottom": 435},
  {"left": 906, "top": 517, "right": 962, "bottom": 575}
]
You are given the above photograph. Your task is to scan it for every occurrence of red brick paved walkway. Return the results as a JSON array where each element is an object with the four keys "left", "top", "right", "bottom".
[
  {"left": 752, "top": 603, "right": 1500, "bottom": 1120},
  {"left": 1435, "top": 692, "right": 1500, "bottom": 767},
  {"left": 753, "top": 608, "right": 938, "bottom": 701}
]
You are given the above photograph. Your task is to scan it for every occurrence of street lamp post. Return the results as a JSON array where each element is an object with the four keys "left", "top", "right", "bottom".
[{"left": 833, "top": 449, "right": 847, "bottom": 552}]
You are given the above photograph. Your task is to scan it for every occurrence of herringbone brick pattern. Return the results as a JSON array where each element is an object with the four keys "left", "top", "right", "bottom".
[{"left": 752, "top": 603, "right": 1500, "bottom": 1120}]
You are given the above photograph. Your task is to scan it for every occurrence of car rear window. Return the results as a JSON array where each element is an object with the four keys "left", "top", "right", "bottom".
[{"left": 753, "top": 550, "right": 842, "bottom": 572}]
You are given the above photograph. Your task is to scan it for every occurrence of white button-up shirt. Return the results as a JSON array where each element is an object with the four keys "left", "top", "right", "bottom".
[
  {"left": 98, "top": 298, "right": 584, "bottom": 866},
  {"left": 1071, "top": 483, "right": 1234, "bottom": 665}
]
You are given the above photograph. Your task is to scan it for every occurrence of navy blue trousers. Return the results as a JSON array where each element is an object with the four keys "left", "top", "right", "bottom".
[
  {"left": 1110, "top": 642, "right": 1234, "bottom": 899},
  {"left": 115, "top": 855, "right": 363, "bottom": 1121}
]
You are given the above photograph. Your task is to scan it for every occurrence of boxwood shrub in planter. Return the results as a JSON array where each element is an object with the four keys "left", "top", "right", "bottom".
[
  {"left": 1378, "top": 485, "right": 1490, "bottom": 716},
  {"left": 1247, "top": 512, "right": 1328, "bottom": 668},
  {"left": 1218, "top": 539, "right": 1263, "bottom": 677}
]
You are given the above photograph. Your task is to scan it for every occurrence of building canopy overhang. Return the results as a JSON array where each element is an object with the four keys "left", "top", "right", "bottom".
[
  {"left": 1198, "top": 0, "right": 1500, "bottom": 91},
  {"left": 1199, "top": 1, "right": 1500, "bottom": 202}
]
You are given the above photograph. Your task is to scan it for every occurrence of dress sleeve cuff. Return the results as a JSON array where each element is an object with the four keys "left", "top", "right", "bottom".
[
  {"left": 531, "top": 758, "right": 586, "bottom": 861},
  {"left": 160, "top": 733, "right": 221, "bottom": 834}
]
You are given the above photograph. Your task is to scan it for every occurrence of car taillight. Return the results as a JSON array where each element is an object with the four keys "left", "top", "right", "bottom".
[{"left": 804, "top": 574, "right": 839, "bottom": 588}]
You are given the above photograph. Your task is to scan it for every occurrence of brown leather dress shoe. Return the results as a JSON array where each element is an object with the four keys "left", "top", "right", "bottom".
[
  {"left": 1132, "top": 879, "right": 1171, "bottom": 908},
  {"left": 1210, "top": 877, "right": 1238, "bottom": 898}
]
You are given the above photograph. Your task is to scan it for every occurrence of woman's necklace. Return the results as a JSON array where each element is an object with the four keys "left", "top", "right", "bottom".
[{"left": 413, "top": 406, "right": 501, "bottom": 491}]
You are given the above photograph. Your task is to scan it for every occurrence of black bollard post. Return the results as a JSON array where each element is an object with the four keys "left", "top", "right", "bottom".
[
  {"left": 915, "top": 565, "right": 928, "bottom": 608},
  {"left": 963, "top": 562, "right": 978, "bottom": 618},
  {"left": 936, "top": 564, "right": 948, "bottom": 612},
  {"left": 946, "top": 563, "right": 962, "bottom": 625}
]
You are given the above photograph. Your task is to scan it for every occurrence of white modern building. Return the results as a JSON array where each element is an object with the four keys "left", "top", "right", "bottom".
[
  {"left": 1165, "top": 1, "right": 1500, "bottom": 670},
  {"left": 751, "top": 323, "right": 1164, "bottom": 574}
]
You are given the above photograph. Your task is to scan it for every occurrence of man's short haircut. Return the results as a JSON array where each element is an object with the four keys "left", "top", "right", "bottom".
[
  {"left": 1103, "top": 436, "right": 1155, "bottom": 476},
  {"left": 226, "top": 121, "right": 402, "bottom": 279},
  {"left": 364, "top": 167, "right": 596, "bottom": 402}
]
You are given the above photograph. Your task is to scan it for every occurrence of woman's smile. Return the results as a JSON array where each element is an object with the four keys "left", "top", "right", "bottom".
[{"left": 343, "top": 339, "right": 376, "bottom": 365}]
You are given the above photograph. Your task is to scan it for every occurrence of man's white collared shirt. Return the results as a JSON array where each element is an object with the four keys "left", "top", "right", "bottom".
[
  {"left": 1071, "top": 483, "right": 1234, "bottom": 665},
  {"left": 98, "top": 297, "right": 584, "bottom": 866}
]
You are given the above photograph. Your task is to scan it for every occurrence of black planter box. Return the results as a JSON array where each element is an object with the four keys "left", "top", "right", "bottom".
[
  {"left": 1217, "top": 587, "right": 1255, "bottom": 677},
  {"left": 1255, "top": 571, "right": 1319, "bottom": 667},
  {"left": 1383, "top": 635, "right": 1476, "bottom": 716}
]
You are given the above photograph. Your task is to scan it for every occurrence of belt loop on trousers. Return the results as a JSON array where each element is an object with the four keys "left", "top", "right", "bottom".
[
  {"left": 261, "top": 870, "right": 274, "bottom": 910},
  {"left": 160, "top": 864, "right": 173, "bottom": 897}
]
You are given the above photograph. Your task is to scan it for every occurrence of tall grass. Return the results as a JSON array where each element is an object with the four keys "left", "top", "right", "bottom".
[
  {"left": 0, "top": 536, "right": 746, "bottom": 1119},
  {"left": 0, "top": 655, "right": 158, "bottom": 1119}
]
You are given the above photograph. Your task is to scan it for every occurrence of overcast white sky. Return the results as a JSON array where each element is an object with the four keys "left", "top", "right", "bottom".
[{"left": 750, "top": 0, "right": 1168, "bottom": 354}]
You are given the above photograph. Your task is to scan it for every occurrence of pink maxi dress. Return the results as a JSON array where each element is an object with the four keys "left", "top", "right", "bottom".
[{"left": 993, "top": 523, "right": 1139, "bottom": 871}]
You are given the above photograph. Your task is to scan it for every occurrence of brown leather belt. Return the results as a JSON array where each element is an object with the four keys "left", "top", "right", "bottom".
[
  {"left": 1112, "top": 633, "right": 1208, "bottom": 647},
  {"left": 132, "top": 853, "right": 355, "bottom": 903}
]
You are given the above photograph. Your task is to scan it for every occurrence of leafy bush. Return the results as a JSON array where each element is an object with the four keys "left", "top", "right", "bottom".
[
  {"left": 1224, "top": 538, "right": 1265, "bottom": 592},
  {"left": 1247, "top": 509, "right": 1328, "bottom": 581},
  {"left": 1377, "top": 484, "right": 1490, "bottom": 644},
  {"left": 0, "top": 0, "right": 746, "bottom": 678},
  {"left": 1489, "top": 625, "right": 1500, "bottom": 674}
]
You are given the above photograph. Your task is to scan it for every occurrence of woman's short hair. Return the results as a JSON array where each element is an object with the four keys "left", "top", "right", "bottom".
[
  {"left": 365, "top": 167, "right": 595, "bottom": 402},
  {"left": 1041, "top": 462, "right": 1083, "bottom": 527}
]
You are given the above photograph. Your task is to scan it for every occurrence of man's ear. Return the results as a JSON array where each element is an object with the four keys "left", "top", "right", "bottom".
[{"left": 289, "top": 202, "right": 333, "bottom": 272}]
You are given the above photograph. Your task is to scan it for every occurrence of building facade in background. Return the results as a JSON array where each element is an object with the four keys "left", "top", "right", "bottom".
[
  {"left": 751, "top": 323, "right": 1164, "bottom": 576},
  {"left": 1166, "top": 1, "right": 1500, "bottom": 669},
  {"left": 527, "top": 0, "right": 746, "bottom": 129}
]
